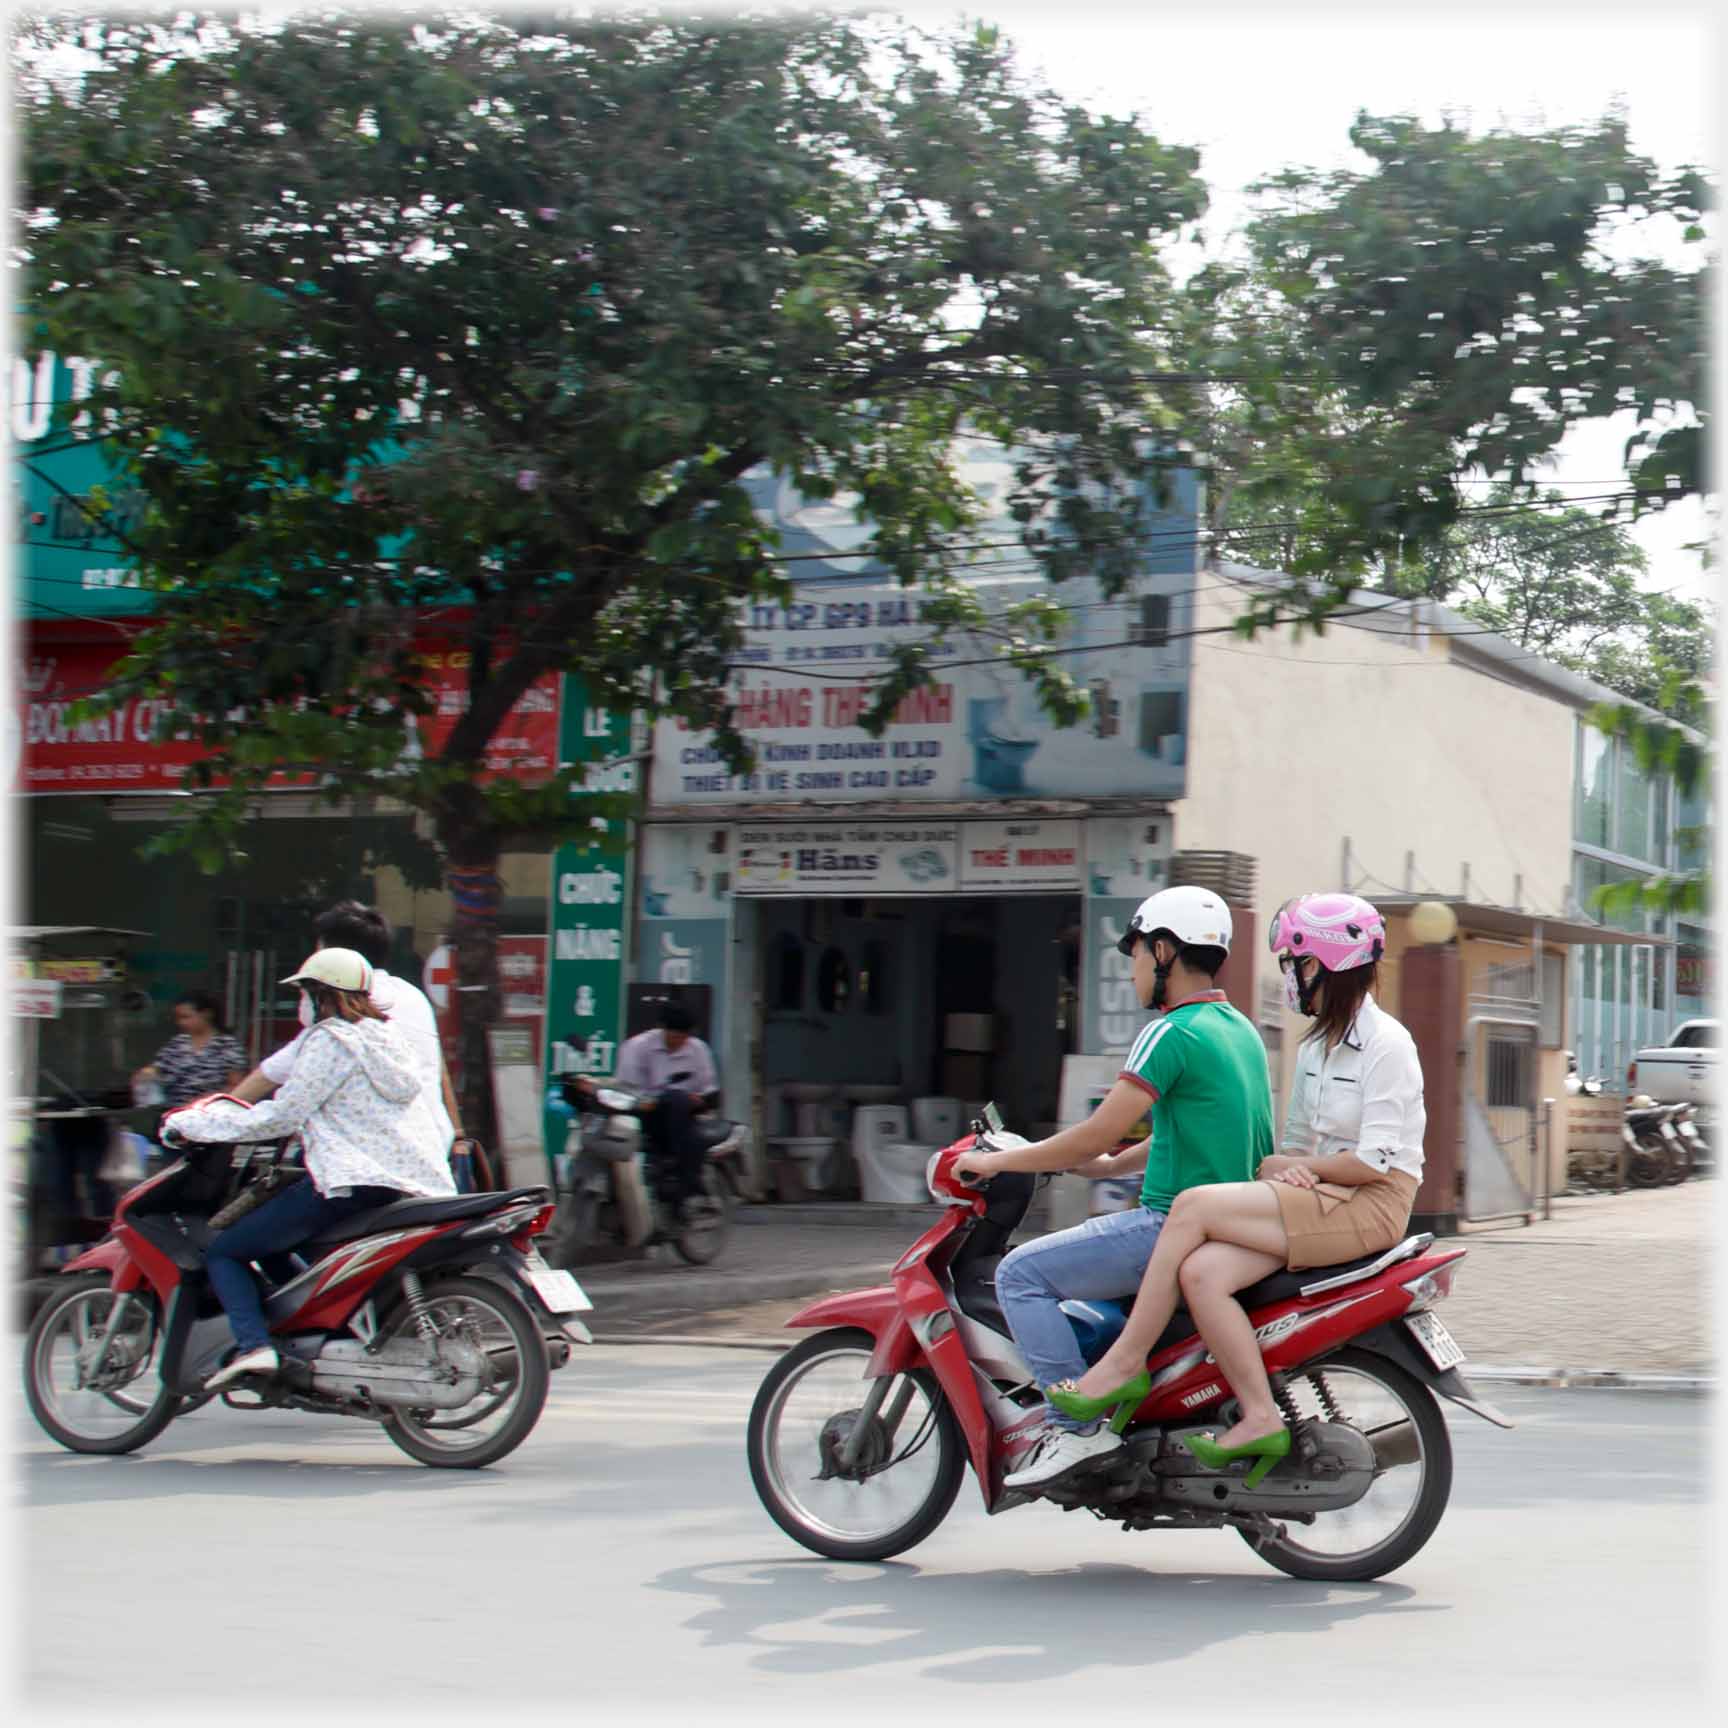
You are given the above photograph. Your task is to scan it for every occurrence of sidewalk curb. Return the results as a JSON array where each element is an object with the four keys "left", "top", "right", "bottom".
[
  {"left": 575, "top": 1256, "right": 898, "bottom": 1313},
  {"left": 586, "top": 1334, "right": 1716, "bottom": 1391}
]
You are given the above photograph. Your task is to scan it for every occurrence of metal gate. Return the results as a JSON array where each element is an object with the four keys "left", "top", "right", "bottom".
[{"left": 1462, "top": 1012, "right": 1542, "bottom": 1223}]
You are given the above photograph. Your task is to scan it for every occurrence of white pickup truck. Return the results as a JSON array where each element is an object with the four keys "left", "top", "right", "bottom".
[{"left": 1628, "top": 1020, "right": 1717, "bottom": 1120}]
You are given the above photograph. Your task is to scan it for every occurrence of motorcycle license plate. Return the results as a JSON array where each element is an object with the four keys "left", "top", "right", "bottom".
[
  {"left": 1405, "top": 1312, "right": 1465, "bottom": 1372},
  {"left": 524, "top": 1268, "right": 592, "bottom": 1314}
]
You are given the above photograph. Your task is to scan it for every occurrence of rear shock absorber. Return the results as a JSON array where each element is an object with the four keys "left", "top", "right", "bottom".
[
  {"left": 400, "top": 1272, "right": 441, "bottom": 1345},
  {"left": 1272, "top": 1375, "right": 1316, "bottom": 1460},
  {"left": 1309, "top": 1371, "right": 1343, "bottom": 1422}
]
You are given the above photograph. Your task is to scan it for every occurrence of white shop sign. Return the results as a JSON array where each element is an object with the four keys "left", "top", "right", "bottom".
[
  {"left": 9, "top": 980, "right": 63, "bottom": 1019},
  {"left": 735, "top": 824, "right": 959, "bottom": 896},
  {"left": 959, "top": 819, "right": 1082, "bottom": 890}
]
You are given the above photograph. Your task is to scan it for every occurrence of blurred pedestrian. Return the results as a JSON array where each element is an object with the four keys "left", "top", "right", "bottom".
[{"left": 133, "top": 992, "right": 247, "bottom": 1109}]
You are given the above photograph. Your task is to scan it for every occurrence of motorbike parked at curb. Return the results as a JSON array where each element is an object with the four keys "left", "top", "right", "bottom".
[
  {"left": 543, "top": 1079, "right": 742, "bottom": 1269},
  {"left": 23, "top": 1133, "right": 591, "bottom": 1468},
  {"left": 1623, "top": 1095, "right": 1693, "bottom": 1187},
  {"left": 747, "top": 1107, "right": 1513, "bottom": 1582}
]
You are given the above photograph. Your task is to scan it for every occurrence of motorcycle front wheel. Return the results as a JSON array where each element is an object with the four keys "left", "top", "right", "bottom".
[
  {"left": 1625, "top": 1142, "right": 1669, "bottom": 1188},
  {"left": 1242, "top": 1347, "right": 1452, "bottom": 1583},
  {"left": 24, "top": 1278, "right": 178, "bottom": 1455},
  {"left": 380, "top": 1276, "right": 550, "bottom": 1469},
  {"left": 748, "top": 1327, "right": 965, "bottom": 1562}
]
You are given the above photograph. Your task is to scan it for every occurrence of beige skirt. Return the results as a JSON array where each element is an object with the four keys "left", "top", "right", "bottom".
[{"left": 1268, "top": 1169, "right": 1420, "bottom": 1271}]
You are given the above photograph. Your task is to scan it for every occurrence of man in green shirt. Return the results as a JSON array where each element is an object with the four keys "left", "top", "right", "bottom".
[{"left": 954, "top": 886, "right": 1274, "bottom": 1489}]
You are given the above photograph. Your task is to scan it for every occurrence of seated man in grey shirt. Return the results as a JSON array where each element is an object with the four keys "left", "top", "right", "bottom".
[{"left": 579, "top": 1001, "right": 718, "bottom": 1215}]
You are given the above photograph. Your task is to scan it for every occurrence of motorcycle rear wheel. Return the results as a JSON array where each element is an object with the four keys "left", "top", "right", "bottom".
[
  {"left": 380, "top": 1276, "right": 550, "bottom": 1469},
  {"left": 24, "top": 1279, "right": 178, "bottom": 1455},
  {"left": 673, "top": 1168, "right": 733, "bottom": 1265},
  {"left": 1241, "top": 1347, "right": 1452, "bottom": 1583},
  {"left": 748, "top": 1327, "right": 965, "bottom": 1562}
]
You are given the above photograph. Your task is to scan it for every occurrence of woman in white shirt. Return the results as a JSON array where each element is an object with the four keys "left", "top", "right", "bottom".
[
  {"left": 161, "top": 948, "right": 456, "bottom": 1391},
  {"left": 1044, "top": 892, "right": 1425, "bottom": 1480}
]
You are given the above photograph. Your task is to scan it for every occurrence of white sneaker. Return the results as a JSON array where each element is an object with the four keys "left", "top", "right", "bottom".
[
  {"left": 205, "top": 1345, "right": 279, "bottom": 1391},
  {"left": 1003, "top": 1422, "right": 1122, "bottom": 1488}
]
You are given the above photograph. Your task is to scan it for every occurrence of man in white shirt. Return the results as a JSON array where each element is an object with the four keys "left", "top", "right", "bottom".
[
  {"left": 232, "top": 902, "right": 471, "bottom": 1174},
  {"left": 573, "top": 1000, "right": 717, "bottom": 1214}
]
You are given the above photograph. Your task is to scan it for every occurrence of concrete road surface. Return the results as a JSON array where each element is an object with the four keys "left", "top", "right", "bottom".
[{"left": 17, "top": 1345, "right": 1714, "bottom": 1720}]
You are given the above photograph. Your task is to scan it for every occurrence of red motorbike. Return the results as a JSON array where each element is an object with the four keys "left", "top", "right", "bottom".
[
  {"left": 23, "top": 1132, "right": 593, "bottom": 1469},
  {"left": 749, "top": 1111, "right": 1513, "bottom": 1580}
]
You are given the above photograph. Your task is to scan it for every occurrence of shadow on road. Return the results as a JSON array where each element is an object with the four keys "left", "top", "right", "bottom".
[
  {"left": 648, "top": 1557, "right": 1439, "bottom": 1682},
  {"left": 18, "top": 1450, "right": 489, "bottom": 1510}
]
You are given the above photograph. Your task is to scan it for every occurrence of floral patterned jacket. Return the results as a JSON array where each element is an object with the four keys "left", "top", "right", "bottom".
[{"left": 163, "top": 1018, "right": 455, "bottom": 1198}]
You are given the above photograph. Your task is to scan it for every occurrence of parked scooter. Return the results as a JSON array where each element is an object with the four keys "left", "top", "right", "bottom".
[
  {"left": 542, "top": 1079, "right": 742, "bottom": 1268},
  {"left": 1563, "top": 1052, "right": 1604, "bottom": 1097},
  {"left": 1623, "top": 1095, "right": 1690, "bottom": 1187},
  {"left": 1671, "top": 1101, "right": 1711, "bottom": 1175},
  {"left": 747, "top": 1106, "right": 1512, "bottom": 1582}
]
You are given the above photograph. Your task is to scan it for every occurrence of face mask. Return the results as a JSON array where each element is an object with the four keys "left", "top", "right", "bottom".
[{"left": 1283, "top": 959, "right": 1320, "bottom": 1017}]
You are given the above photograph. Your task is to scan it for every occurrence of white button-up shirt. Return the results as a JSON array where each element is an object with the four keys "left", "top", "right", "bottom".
[{"left": 1281, "top": 994, "right": 1427, "bottom": 1179}]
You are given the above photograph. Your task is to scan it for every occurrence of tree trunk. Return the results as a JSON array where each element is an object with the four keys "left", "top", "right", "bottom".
[{"left": 440, "top": 828, "right": 505, "bottom": 1189}]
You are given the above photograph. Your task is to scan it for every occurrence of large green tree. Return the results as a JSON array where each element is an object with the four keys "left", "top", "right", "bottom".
[
  {"left": 1157, "top": 113, "right": 1711, "bottom": 632},
  {"left": 18, "top": 8, "right": 1206, "bottom": 1134}
]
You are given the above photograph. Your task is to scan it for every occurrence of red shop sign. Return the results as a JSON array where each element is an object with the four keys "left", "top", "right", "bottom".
[{"left": 15, "top": 639, "right": 560, "bottom": 795}]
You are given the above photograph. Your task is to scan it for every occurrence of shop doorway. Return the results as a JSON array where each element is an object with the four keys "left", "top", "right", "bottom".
[{"left": 745, "top": 893, "right": 1080, "bottom": 1188}]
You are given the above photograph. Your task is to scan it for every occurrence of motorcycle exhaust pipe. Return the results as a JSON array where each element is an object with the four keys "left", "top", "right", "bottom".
[{"left": 1369, "top": 1419, "right": 1422, "bottom": 1470}]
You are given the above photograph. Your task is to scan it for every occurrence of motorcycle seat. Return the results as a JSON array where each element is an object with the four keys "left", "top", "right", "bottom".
[{"left": 302, "top": 1186, "right": 552, "bottom": 1248}]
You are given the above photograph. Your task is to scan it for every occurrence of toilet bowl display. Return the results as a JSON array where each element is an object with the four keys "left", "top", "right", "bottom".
[
  {"left": 851, "top": 1105, "right": 910, "bottom": 1170},
  {"left": 911, "top": 1096, "right": 964, "bottom": 1146},
  {"left": 859, "top": 1141, "right": 937, "bottom": 1206},
  {"left": 766, "top": 1137, "right": 842, "bottom": 1198}
]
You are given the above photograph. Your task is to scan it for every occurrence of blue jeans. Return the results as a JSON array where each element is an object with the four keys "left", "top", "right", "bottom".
[
  {"left": 205, "top": 1180, "right": 398, "bottom": 1352},
  {"left": 995, "top": 1206, "right": 1167, "bottom": 1431}
]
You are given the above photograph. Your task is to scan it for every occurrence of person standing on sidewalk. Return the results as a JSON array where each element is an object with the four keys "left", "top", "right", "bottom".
[{"left": 951, "top": 886, "right": 1273, "bottom": 1489}]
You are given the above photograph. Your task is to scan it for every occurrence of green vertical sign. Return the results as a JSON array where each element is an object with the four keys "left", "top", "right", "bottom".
[{"left": 542, "top": 679, "right": 636, "bottom": 1160}]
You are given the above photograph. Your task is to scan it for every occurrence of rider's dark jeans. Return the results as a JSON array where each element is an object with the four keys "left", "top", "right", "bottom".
[
  {"left": 641, "top": 1091, "right": 705, "bottom": 1206},
  {"left": 206, "top": 1180, "right": 399, "bottom": 1353}
]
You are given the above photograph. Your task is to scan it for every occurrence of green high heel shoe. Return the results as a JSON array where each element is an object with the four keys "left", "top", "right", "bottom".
[
  {"left": 1047, "top": 1369, "right": 1153, "bottom": 1436},
  {"left": 1181, "top": 1426, "right": 1292, "bottom": 1488}
]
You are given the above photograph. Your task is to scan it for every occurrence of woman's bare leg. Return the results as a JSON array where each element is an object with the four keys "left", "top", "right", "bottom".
[
  {"left": 1179, "top": 1241, "right": 1287, "bottom": 1448},
  {"left": 1068, "top": 1182, "right": 1287, "bottom": 1399}
]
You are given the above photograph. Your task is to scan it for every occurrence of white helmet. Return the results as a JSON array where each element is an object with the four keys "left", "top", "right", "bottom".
[{"left": 1116, "top": 886, "right": 1233, "bottom": 958}]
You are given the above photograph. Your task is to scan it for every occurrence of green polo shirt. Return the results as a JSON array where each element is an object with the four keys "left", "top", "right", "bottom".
[{"left": 1120, "top": 992, "right": 1274, "bottom": 1212}]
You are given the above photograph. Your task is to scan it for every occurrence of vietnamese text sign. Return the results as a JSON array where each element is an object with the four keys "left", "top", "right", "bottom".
[
  {"left": 959, "top": 819, "right": 1081, "bottom": 891},
  {"left": 543, "top": 683, "right": 634, "bottom": 1164},
  {"left": 735, "top": 823, "right": 959, "bottom": 896},
  {"left": 653, "top": 459, "right": 1197, "bottom": 809},
  {"left": 16, "top": 640, "right": 561, "bottom": 796}
]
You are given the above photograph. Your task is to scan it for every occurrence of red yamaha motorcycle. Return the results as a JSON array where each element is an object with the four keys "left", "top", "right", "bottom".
[
  {"left": 23, "top": 1132, "right": 592, "bottom": 1469},
  {"left": 748, "top": 1109, "right": 1513, "bottom": 1580}
]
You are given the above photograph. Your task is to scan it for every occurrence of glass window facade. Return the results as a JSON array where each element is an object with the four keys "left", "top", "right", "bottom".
[{"left": 1569, "top": 718, "right": 1710, "bottom": 1091}]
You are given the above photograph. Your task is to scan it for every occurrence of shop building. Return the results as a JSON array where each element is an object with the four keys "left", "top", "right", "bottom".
[{"left": 15, "top": 342, "right": 1708, "bottom": 1232}]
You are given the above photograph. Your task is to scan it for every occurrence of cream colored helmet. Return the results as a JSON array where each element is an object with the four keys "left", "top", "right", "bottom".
[{"left": 1116, "top": 886, "right": 1233, "bottom": 957}]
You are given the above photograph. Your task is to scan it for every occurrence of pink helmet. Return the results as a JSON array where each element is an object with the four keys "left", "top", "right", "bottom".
[{"left": 1268, "top": 893, "right": 1386, "bottom": 973}]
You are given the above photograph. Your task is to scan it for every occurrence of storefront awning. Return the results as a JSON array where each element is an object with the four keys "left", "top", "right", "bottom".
[{"left": 1376, "top": 896, "right": 1672, "bottom": 948}]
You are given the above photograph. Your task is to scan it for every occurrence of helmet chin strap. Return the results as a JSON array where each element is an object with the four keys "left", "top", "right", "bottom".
[{"left": 1147, "top": 937, "right": 1177, "bottom": 1011}]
